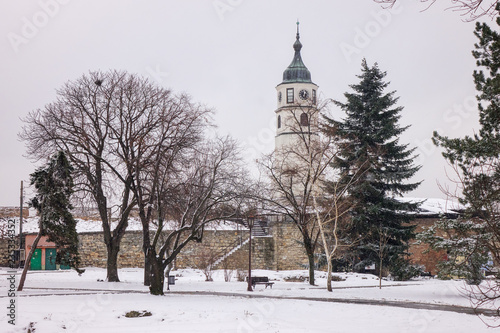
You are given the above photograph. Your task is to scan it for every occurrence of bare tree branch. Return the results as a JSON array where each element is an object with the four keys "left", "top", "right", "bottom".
[{"left": 374, "top": 0, "right": 499, "bottom": 21}]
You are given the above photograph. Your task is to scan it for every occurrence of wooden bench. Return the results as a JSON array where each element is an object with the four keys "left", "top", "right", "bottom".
[
  {"left": 247, "top": 276, "right": 274, "bottom": 289},
  {"left": 420, "top": 271, "right": 434, "bottom": 278}
]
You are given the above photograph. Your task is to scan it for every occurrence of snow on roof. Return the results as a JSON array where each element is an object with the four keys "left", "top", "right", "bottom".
[{"left": 398, "top": 197, "right": 464, "bottom": 216}]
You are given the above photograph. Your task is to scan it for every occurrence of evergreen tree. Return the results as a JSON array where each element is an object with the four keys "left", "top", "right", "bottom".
[
  {"left": 416, "top": 217, "right": 490, "bottom": 284},
  {"left": 18, "top": 151, "right": 83, "bottom": 291},
  {"left": 433, "top": 11, "right": 500, "bottom": 281},
  {"left": 30, "top": 151, "right": 82, "bottom": 272},
  {"left": 326, "top": 59, "right": 421, "bottom": 277}
]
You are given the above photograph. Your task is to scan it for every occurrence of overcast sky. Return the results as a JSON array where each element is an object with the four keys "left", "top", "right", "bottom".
[{"left": 0, "top": 0, "right": 487, "bottom": 206}]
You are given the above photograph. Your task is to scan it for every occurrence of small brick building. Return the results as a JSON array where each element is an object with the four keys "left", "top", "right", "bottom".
[{"left": 24, "top": 234, "right": 62, "bottom": 270}]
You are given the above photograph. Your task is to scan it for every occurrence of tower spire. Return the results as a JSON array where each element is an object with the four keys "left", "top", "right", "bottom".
[{"left": 281, "top": 21, "right": 312, "bottom": 84}]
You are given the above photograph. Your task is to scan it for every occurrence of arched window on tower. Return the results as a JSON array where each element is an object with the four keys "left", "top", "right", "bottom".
[
  {"left": 300, "top": 113, "right": 309, "bottom": 126},
  {"left": 277, "top": 115, "right": 281, "bottom": 129}
]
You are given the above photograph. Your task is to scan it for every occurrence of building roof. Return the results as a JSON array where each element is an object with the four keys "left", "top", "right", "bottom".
[
  {"left": 399, "top": 197, "right": 465, "bottom": 217},
  {"left": 281, "top": 22, "right": 313, "bottom": 84}
]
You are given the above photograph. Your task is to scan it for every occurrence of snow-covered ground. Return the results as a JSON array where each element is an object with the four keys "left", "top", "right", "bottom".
[{"left": 0, "top": 267, "right": 497, "bottom": 332}]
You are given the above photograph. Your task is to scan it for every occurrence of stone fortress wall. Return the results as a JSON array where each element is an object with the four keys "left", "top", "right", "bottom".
[
  {"left": 76, "top": 217, "right": 310, "bottom": 271},
  {"left": 0, "top": 207, "right": 28, "bottom": 267},
  {"left": 0, "top": 206, "right": 445, "bottom": 273}
]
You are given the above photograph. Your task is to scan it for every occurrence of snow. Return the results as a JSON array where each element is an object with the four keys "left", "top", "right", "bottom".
[
  {"left": 5, "top": 197, "right": 462, "bottom": 235},
  {"left": 7, "top": 217, "right": 241, "bottom": 235},
  {"left": 399, "top": 197, "right": 464, "bottom": 215},
  {"left": 0, "top": 267, "right": 496, "bottom": 332}
]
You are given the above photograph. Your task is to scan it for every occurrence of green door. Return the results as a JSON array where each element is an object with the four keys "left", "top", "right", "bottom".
[
  {"left": 46, "top": 248, "right": 56, "bottom": 270},
  {"left": 30, "top": 249, "right": 41, "bottom": 270}
]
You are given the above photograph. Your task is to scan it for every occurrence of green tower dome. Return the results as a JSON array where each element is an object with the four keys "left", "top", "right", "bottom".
[{"left": 282, "top": 23, "right": 312, "bottom": 84}]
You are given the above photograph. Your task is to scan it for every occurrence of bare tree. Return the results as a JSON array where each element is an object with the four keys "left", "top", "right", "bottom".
[
  {"left": 20, "top": 70, "right": 192, "bottom": 282},
  {"left": 258, "top": 100, "right": 337, "bottom": 285},
  {"left": 105, "top": 85, "right": 211, "bottom": 286},
  {"left": 192, "top": 245, "right": 223, "bottom": 282},
  {"left": 312, "top": 168, "right": 363, "bottom": 291},
  {"left": 142, "top": 137, "right": 251, "bottom": 295},
  {"left": 374, "top": 0, "right": 499, "bottom": 20},
  {"left": 376, "top": 227, "right": 390, "bottom": 289}
]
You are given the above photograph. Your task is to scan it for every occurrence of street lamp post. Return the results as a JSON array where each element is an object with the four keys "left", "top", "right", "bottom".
[{"left": 247, "top": 215, "right": 255, "bottom": 292}]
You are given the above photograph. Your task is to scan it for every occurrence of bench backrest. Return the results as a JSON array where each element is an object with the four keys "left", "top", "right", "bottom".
[{"left": 251, "top": 276, "right": 269, "bottom": 283}]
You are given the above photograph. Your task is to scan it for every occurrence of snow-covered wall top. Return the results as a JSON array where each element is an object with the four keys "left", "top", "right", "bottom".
[
  {"left": 0, "top": 216, "right": 242, "bottom": 235},
  {"left": 1, "top": 198, "right": 463, "bottom": 235}
]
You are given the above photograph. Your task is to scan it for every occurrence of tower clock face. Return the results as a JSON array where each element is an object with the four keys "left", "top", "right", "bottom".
[
  {"left": 299, "top": 89, "right": 309, "bottom": 100},
  {"left": 278, "top": 91, "right": 282, "bottom": 102}
]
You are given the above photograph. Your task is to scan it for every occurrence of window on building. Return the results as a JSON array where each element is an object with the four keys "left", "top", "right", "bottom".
[
  {"left": 312, "top": 89, "right": 316, "bottom": 104},
  {"left": 277, "top": 115, "right": 281, "bottom": 129},
  {"left": 300, "top": 113, "right": 309, "bottom": 126},
  {"left": 287, "top": 88, "right": 294, "bottom": 103}
]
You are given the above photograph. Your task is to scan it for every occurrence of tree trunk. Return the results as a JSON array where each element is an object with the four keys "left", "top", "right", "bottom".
[
  {"left": 326, "top": 259, "right": 333, "bottom": 292},
  {"left": 307, "top": 250, "right": 315, "bottom": 286},
  {"left": 149, "top": 251, "right": 165, "bottom": 295},
  {"left": 106, "top": 241, "right": 120, "bottom": 282},
  {"left": 144, "top": 255, "right": 151, "bottom": 286},
  {"left": 17, "top": 230, "right": 43, "bottom": 291},
  {"left": 142, "top": 218, "right": 152, "bottom": 286},
  {"left": 300, "top": 233, "right": 316, "bottom": 286},
  {"left": 379, "top": 256, "right": 383, "bottom": 289},
  {"left": 166, "top": 264, "right": 172, "bottom": 291}
]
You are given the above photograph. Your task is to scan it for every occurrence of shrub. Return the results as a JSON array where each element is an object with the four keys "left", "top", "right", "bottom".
[
  {"left": 125, "top": 310, "right": 152, "bottom": 318},
  {"left": 390, "top": 258, "right": 423, "bottom": 281}
]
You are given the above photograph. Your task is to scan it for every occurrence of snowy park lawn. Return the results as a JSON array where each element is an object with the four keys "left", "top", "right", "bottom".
[{"left": 1, "top": 267, "right": 497, "bottom": 332}]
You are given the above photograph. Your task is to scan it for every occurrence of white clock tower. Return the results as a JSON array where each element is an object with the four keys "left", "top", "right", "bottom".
[{"left": 275, "top": 22, "right": 319, "bottom": 153}]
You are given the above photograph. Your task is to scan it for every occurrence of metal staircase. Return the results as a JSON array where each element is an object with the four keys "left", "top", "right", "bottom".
[
  {"left": 243, "top": 220, "right": 270, "bottom": 237},
  {"left": 211, "top": 237, "right": 249, "bottom": 269},
  {"left": 210, "top": 219, "right": 271, "bottom": 270}
]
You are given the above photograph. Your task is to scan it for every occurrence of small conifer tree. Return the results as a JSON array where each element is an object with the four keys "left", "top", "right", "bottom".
[{"left": 18, "top": 151, "right": 83, "bottom": 290}]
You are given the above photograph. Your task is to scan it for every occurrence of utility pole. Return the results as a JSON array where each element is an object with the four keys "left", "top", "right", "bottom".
[
  {"left": 19, "top": 180, "right": 23, "bottom": 267},
  {"left": 247, "top": 216, "right": 255, "bottom": 292}
]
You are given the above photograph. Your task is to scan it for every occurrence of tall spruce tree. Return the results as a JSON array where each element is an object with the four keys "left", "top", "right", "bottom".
[{"left": 326, "top": 59, "right": 421, "bottom": 278}]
